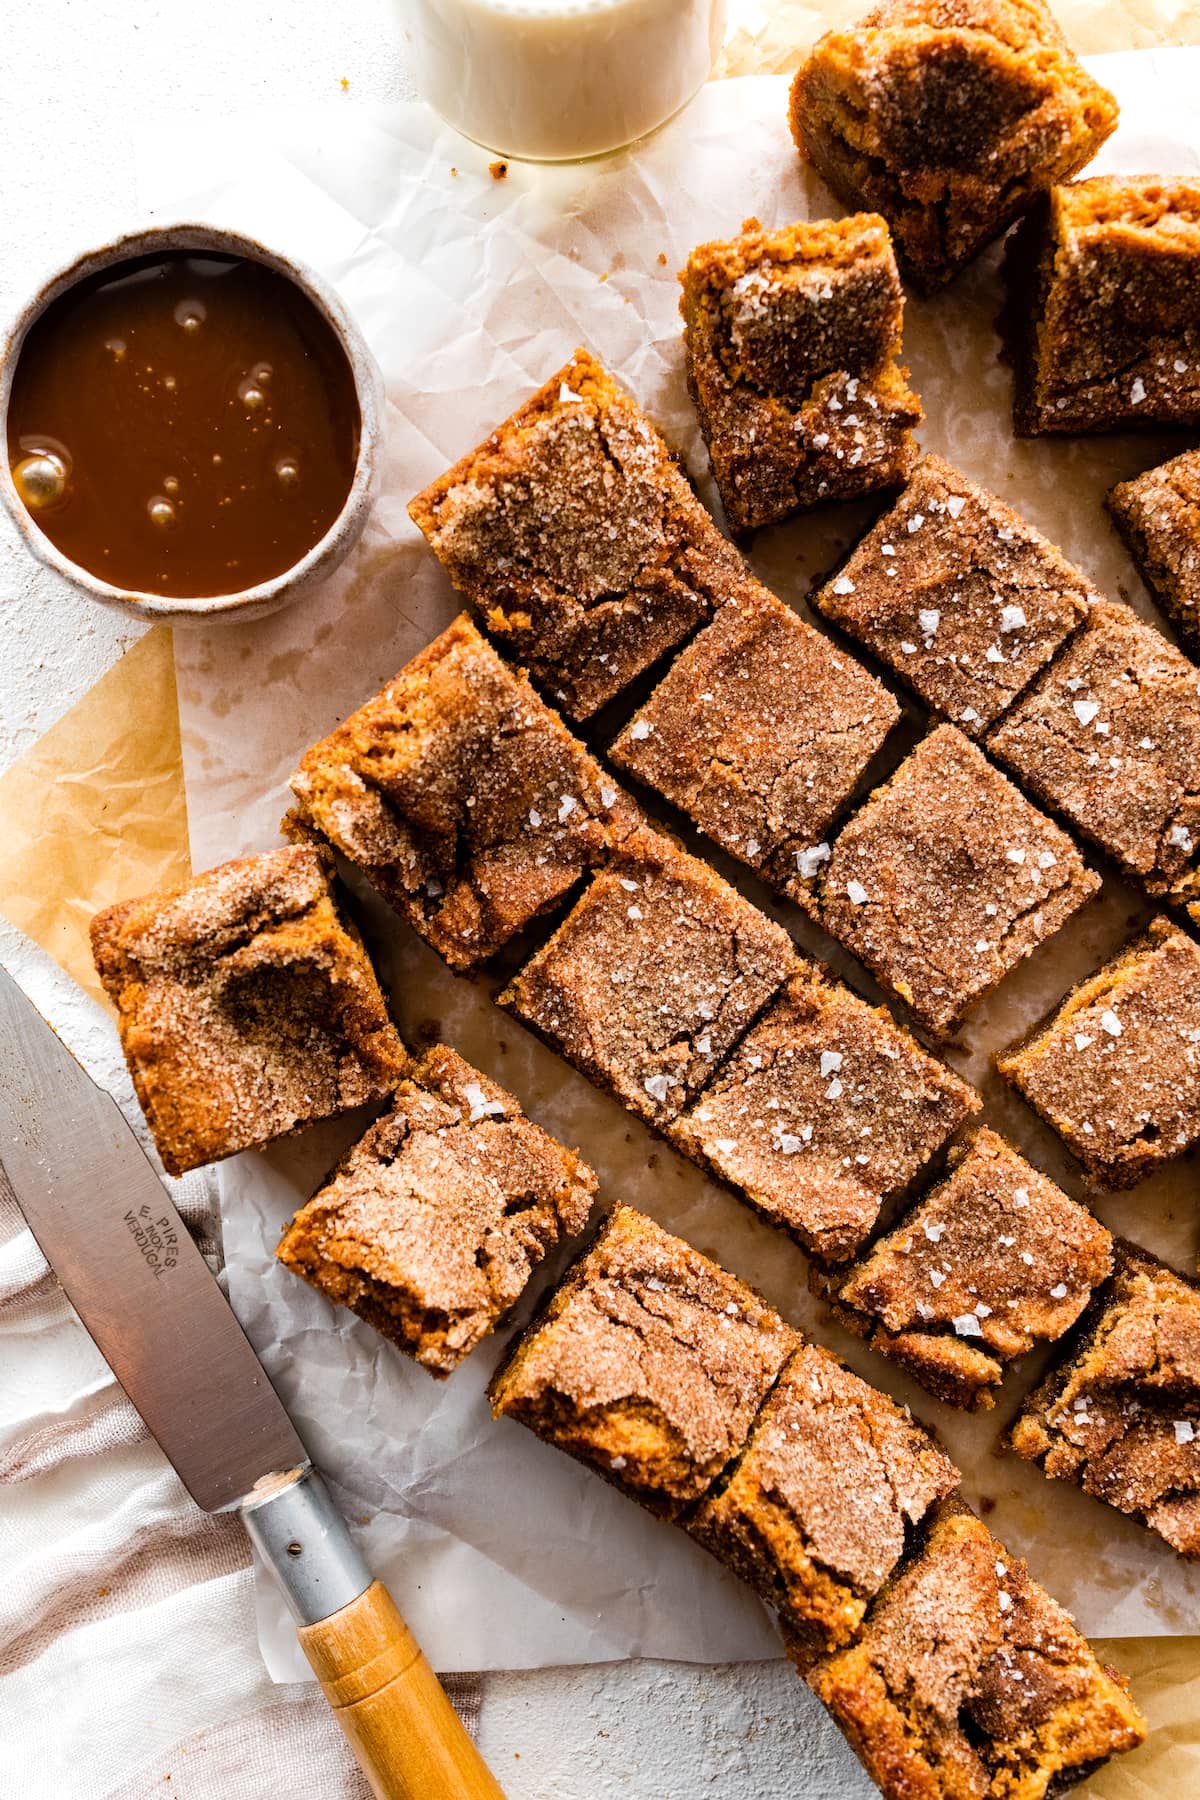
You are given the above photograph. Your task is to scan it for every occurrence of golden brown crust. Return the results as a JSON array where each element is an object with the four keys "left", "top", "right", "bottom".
[
  {"left": 996, "top": 917, "right": 1200, "bottom": 1187},
  {"left": 1006, "top": 176, "right": 1200, "bottom": 434},
  {"left": 1107, "top": 449, "right": 1200, "bottom": 655},
  {"left": 498, "top": 824, "right": 796, "bottom": 1128},
  {"left": 987, "top": 601, "right": 1200, "bottom": 904},
  {"left": 680, "top": 213, "right": 920, "bottom": 532},
  {"left": 806, "top": 1497, "right": 1146, "bottom": 1797},
  {"left": 671, "top": 966, "right": 979, "bottom": 1260},
  {"left": 797, "top": 724, "right": 1100, "bottom": 1039},
  {"left": 609, "top": 582, "right": 901, "bottom": 891},
  {"left": 812, "top": 454, "right": 1097, "bottom": 738},
  {"left": 90, "top": 846, "right": 406, "bottom": 1176},
  {"left": 686, "top": 1343, "right": 958, "bottom": 1652},
  {"left": 488, "top": 1205, "right": 799, "bottom": 1517},
  {"left": 820, "top": 1127, "right": 1113, "bottom": 1407},
  {"left": 288, "top": 613, "right": 642, "bottom": 969},
  {"left": 407, "top": 349, "right": 749, "bottom": 719},
  {"left": 1010, "top": 1242, "right": 1200, "bottom": 1557},
  {"left": 276, "top": 1044, "right": 596, "bottom": 1377},
  {"left": 788, "top": 0, "right": 1118, "bottom": 292}
]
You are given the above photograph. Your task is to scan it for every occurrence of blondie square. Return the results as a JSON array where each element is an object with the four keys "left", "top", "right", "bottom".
[
  {"left": 488, "top": 1205, "right": 799, "bottom": 1518},
  {"left": 276, "top": 1045, "right": 596, "bottom": 1377},
  {"left": 687, "top": 1343, "right": 958, "bottom": 1653},
  {"left": 90, "top": 847, "right": 406, "bottom": 1177},
  {"left": 988, "top": 602, "right": 1200, "bottom": 904},
  {"left": 1010, "top": 1242, "right": 1200, "bottom": 1557},
  {"left": 788, "top": 0, "right": 1118, "bottom": 293},
  {"left": 408, "top": 349, "right": 750, "bottom": 719},
  {"left": 812, "top": 454, "right": 1095, "bottom": 736},
  {"left": 796, "top": 725, "right": 1099, "bottom": 1039},
  {"left": 609, "top": 585, "right": 900, "bottom": 890},
  {"left": 1107, "top": 449, "right": 1200, "bottom": 657},
  {"left": 1007, "top": 176, "right": 1200, "bottom": 434},
  {"left": 287, "top": 615, "right": 640, "bottom": 970},
  {"left": 806, "top": 1498, "right": 1145, "bottom": 1797},
  {"left": 498, "top": 827, "right": 795, "bottom": 1129},
  {"left": 671, "top": 966, "right": 979, "bottom": 1260},
  {"left": 997, "top": 917, "right": 1200, "bottom": 1189},
  {"left": 820, "top": 1127, "right": 1113, "bottom": 1408},
  {"left": 680, "top": 214, "right": 921, "bottom": 533}
]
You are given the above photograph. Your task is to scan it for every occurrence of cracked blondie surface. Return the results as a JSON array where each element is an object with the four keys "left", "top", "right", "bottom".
[
  {"left": 820, "top": 1127, "right": 1113, "bottom": 1408},
  {"left": 276, "top": 1045, "right": 596, "bottom": 1377},
  {"left": 287, "top": 614, "right": 640, "bottom": 969},
  {"left": 989, "top": 601, "right": 1200, "bottom": 903},
  {"left": 488, "top": 1205, "right": 799, "bottom": 1518},
  {"left": 813, "top": 455, "right": 1096, "bottom": 736},
  {"left": 997, "top": 917, "right": 1200, "bottom": 1188},
  {"left": 609, "top": 584, "right": 900, "bottom": 891},
  {"left": 1010, "top": 1242, "right": 1200, "bottom": 1557},
  {"left": 408, "top": 349, "right": 749, "bottom": 719},
  {"left": 671, "top": 966, "right": 978, "bottom": 1260},
  {"left": 498, "top": 826, "right": 795, "bottom": 1128},
  {"left": 788, "top": 0, "right": 1118, "bottom": 292},
  {"left": 1006, "top": 175, "right": 1200, "bottom": 434},
  {"left": 680, "top": 213, "right": 921, "bottom": 532},
  {"left": 90, "top": 846, "right": 406, "bottom": 1176},
  {"left": 795, "top": 725, "right": 1099, "bottom": 1038},
  {"left": 806, "top": 1497, "right": 1145, "bottom": 1798},
  {"left": 687, "top": 1343, "right": 958, "bottom": 1653},
  {"left": 1108, "top": 449, "right": 1200, "bottom": 657}
]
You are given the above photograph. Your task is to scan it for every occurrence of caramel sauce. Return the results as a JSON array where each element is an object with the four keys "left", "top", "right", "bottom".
[{"left": 7, "top": 252, "right": 360, "bottom": 597}]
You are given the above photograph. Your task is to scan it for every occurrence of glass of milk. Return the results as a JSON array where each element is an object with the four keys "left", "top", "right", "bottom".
[{"left": 402, "top": 0, "right": 728, "bottom": 162}]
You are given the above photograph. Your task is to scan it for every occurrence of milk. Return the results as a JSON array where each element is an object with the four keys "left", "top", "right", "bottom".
[{"left": 403, "top": 0, "right": 727, "bottom": 162}]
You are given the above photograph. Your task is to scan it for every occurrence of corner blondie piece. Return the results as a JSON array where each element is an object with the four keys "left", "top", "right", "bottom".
[
  {"left": 796, "top": 725, "right": 1099, "bottom": 1039},
  {"left": 276, "top": 1045, "right": 596, "bottom": 1377},
  {"left": 408, "top": 349, "right": 750, "bottom": 719},
  {"left": 1107, "top": 449, "right": 1200, "bottom": 657},
  {"left": 680, "top": 213, "right": 921, "bottom": 533},
  {"left": 609, "top": 584, "right": 901, "bottom": 889},
  {"left": 671, "top": 966, "right": 979, "bottom": 1260},
  {"left": 687, "top": 1343, "right": 958, "bottom": 1653},
  {"left": 90, "top": 847, "right": 406, "bottom": 1177},
  {"left": 788, "top": 0, "right": 1118, "bottom": 293},
  {"left": 497, "top": 827, "right": 795, "bottom": 1129},
  {"left": 1007, "top": 176, "right": 1200, "bottom": 434},
  {"left": 813, "top": 454, "right": 1095, "bottom": 736},
  {"left": 989, "top": 602, "right": 1200, "bottom": 904},
  {"left": 997, "top": 917, "right": 1200, "bottom": 1188},
  {"left": 1011, "top": 1242, "right": 1200, "bottom": 1557},
  {"left": 488, "top": 1205, "right": 799, "bottom": 1518},
  {"left": 806, "top": 1498, "right": 1145, "bottom": 1797},
  {"left": 287, "top": 615, "right": 639, "bottom": 969},
  {"left": 820, "top": 1128, "right": 1113, "bottom": 1408}
]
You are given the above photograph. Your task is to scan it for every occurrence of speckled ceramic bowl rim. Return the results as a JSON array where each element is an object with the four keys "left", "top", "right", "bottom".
[{"left": 0, "top": 223, "right": 384, "bottom": 625}]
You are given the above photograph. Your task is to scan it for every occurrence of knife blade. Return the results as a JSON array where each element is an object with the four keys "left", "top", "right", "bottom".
[{"left": 0, "top": 963, "right": 505, "bottom": 1800}]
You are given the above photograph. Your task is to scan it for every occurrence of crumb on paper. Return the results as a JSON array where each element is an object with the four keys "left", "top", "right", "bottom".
[
  {"left": 339, "top": 77, "right": 349, "bottom": 91},
  {"left": 658, "top": 251, "right": 668, "bottom": 265},
  {"left": 451, "top": 166, "right": 458, "bottom": 177},
  {"left": 599, "top": 272, "right": 609, "bottom": 283},
  {"left": 489, "top": 159, "right": 508, "bottom": 180}
]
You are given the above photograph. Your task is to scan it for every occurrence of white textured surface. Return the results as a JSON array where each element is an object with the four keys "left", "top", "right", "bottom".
[{"left": 0, "top": 6, "right": 861, "bottom": 1792}]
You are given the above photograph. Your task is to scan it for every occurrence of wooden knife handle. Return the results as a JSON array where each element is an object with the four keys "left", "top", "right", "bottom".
[{"left": 299, "top": 1579, "right": 507, "bottom": 1800}]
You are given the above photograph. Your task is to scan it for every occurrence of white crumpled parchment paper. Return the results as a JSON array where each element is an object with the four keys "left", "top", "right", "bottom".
[{"left": 135, "top": 51, "right": 1200, "bottom": 1679}]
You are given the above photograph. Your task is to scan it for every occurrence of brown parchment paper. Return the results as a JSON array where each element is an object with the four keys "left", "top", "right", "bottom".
[
  {"left": 0, "top": 626, "right": 189, "bottom": 1001},
  {"left": 2, "top": 2, "right": 1197, "bottom": 1782}
]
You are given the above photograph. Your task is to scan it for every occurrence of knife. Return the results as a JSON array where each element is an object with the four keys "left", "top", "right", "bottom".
[{"left": 0, "top": 964, "right": 506, "bottom": 1800}]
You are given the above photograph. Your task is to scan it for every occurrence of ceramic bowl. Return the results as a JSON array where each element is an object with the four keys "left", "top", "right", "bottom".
[{"left": 0, "top": 223, "right": 384, "bottom": 626}]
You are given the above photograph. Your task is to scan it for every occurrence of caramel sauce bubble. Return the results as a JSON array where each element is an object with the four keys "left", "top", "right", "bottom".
[{"left": 7, "top": 252, "right": 359, "bottom": 597}]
